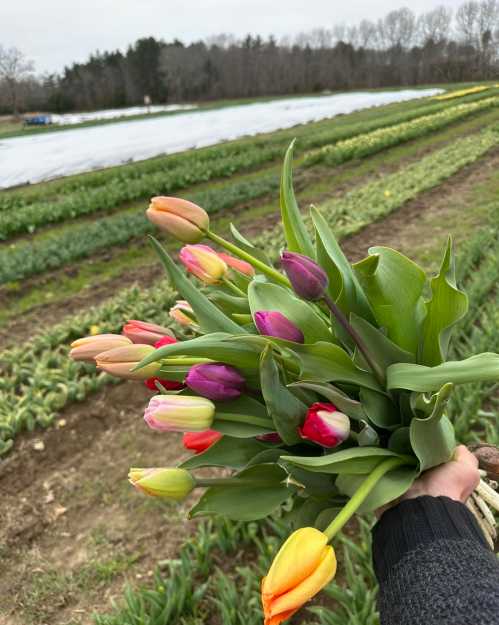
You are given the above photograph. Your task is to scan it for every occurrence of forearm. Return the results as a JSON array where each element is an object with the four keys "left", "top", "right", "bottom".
[{"left": 373, "top": 496, "right": 499, "bottom": 625}]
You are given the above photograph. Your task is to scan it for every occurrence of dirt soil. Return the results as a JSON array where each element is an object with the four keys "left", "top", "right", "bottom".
[
  {"left": 2, "top": 145, "right": 499, "bottom": 625},
  {"left": 0, "top": 382, "right": 198, "bottom": 625}
]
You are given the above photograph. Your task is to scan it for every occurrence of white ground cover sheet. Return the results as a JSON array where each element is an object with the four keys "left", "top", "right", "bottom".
[
  {"left": 50, "top": 104, "right": 197, "bottom": 125},
  {"left": 0, "top": 89, "right": 442, "bottom": 189}
]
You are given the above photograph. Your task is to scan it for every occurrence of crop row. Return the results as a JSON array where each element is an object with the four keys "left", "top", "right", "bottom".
[
  {"left": 2, "top": 87, "right": 497, "bottom": 224},
  {"left": 435, "top": 85, "right": 490, "bottom": 101},
  {"left": 304, "top": 96, "right": 499, "bottom": 167},
  {"left": 3, "top": 117, "right": 499, "bottom": 287},
  {"left": 93, "top": 515, "right": 376, "bottom": 625},
  {"left": 1, "top": 129, "right": 499, "bottom": 451},
  {"left": 0, "top": 172, "right": 279, "bottom": 284}
]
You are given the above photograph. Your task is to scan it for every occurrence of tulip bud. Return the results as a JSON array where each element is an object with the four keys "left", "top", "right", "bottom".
[
  {"left": 95, "top": 344, "right": 160, "bottom": 380},
  {"left": 262, "top": 527, "right": 336, "bottom": 625},
  {"left": 186, "top": 363, "right": 245, "bottom": 401},
  {"left": 122, "top": 320, "right": 174, "bottom": 345},
  {"left": 281, "top": 251, "right": 328, "bottom": 301},
  {"left": 179, "top": 244, "right": 228, "bottom": 285},
  {"left": 169, "top": 300, "right": 197, "bottom": 327},
  {"left": 254, "top": 311, "right": 304, "bottom": 343},
  {"left": 183, "top": 430, "right": 222, "bottom": 453},
  {"left": 218, "top": 252, "right": 255, "bottom": 276},
  {"left": 129, "top": 467, "right": 195, "bottom": 500},
  {"left": 69, "top": 334, "right": 132, "bottom": 362},
  {"left": 299, "top": 402, "right": 350, "bottom": 448},
  {"left": 147, "top": 196, "right": 209, "bottom": 243},
  {"left": 144, "top": 394, "right": 215, "bottom": 432}
]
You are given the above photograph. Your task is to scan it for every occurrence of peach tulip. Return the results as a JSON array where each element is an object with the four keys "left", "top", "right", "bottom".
[
  {"left": 69, "top": 334, "right": 132, "bottom": 362},
  {"left": 147, "top": 196, "right": 209, "bottom": 243}
]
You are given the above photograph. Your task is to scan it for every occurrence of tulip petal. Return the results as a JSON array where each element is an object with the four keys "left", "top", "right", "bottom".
[
  {"left": 263, "top": 528, "right": 328, "bottom": 596},
  {"left": 268, "top": 546, "right": 336, "bottom": 617}
]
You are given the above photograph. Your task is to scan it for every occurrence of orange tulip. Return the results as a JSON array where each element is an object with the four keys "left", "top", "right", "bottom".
[
  {"left": 147, "top": 196, "right": 209, "bottom": 243},
  {"left": 261, "top": 527, "right": 336, "bottom": 625}
]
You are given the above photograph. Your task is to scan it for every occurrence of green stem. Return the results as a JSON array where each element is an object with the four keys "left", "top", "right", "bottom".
[
  {"left": 215, "top": 413, "right": 273, "bottom": 428},
  {"left": 161, "top": 357, "right": 214, "bottom": 366},
  {"left": 221, "top": 276, "right": 246, "bottom": 297},
  {"left": 206, "top": 230, "right": 290, "bottom": 287},
  {"left": 196, "top": 477, "right": 277, "bottom": 488},
  {"left": 323, "top": 457, "right": 409, "bottom": 541},
  {"left": 323, "top": 294, "right": 385, "bottom": 387}
]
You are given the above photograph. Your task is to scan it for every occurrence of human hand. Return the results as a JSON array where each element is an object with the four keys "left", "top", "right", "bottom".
[
  {"left": 400, "top": 445, "right": 480, "bottom": 503},
  {"left": 377, "top": 445, "right": 480, "bottom": 518}
]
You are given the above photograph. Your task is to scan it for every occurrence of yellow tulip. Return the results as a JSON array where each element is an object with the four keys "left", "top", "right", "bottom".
[
  {"left": 261, "top": 527, "right": 336, "bottom": 625},
  {"left": 129, "top": 467, "right": 195, "bottom": 500}
]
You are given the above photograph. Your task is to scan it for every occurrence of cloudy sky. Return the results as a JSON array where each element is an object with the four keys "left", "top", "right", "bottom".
[{"left": 2, "top": 0, "right": 461, "bottom": 74}]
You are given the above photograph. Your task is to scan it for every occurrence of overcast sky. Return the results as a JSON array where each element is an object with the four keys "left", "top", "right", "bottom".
[{"left": 2, "top": 0, "right": 462, "bottom": 74}]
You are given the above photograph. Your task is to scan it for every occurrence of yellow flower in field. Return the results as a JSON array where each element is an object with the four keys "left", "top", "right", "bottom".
[
  {"left": 261, "top": 527, "right": 337, "bottom": 625},
  {"left": 384, "top": 190, "right": 392, "bottom": 198},
  {"left": 90, "top": 325, "right": 101, "bottom": 335}
]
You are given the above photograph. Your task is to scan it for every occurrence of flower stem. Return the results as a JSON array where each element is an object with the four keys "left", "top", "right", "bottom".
[
  {"left": 161, "top": 357, "right": 214, "bottom": 366},
  {"left": 323, "top": 457, "right": 409, "bottom": 541},
  {"left": 221, "top": 276, "right": 246, "bottom": 297},
  {"left": 206, "top": 230, "right": 290, "bottom": 287},
  {"left": 322, "top": 293, "right": 385, "bottom": 387}
]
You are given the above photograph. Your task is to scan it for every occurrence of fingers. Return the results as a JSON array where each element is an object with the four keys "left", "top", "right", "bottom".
[{"left": 453, "top": 444, "right": 479, "bottom": 469}]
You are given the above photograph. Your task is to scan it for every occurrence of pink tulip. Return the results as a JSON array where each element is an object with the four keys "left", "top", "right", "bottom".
[
  {"left": 123, "top": 320, "right": 174, "bottom": 345},
  {"left": 147, "top": 196, "right": 209, "bottom": 243}
]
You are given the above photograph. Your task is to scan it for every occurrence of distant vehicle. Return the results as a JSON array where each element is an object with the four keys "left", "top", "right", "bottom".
[{"left": 24, "top": 114, "right": 53, "bottom": 127}]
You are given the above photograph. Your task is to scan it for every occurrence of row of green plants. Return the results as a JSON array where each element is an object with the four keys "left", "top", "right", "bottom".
[
  {"left": 2, "top": 126, "right": 498, "bottom": 285},
  {"left": 2, "top": 86, "right": 496, "bottom": 227},
  {"left": 304, "top": 96, "right": 499, "bottom": 167},
  {"left": 1, "top": 131, "right": 499, "bottom": 453},
  {"left": 93, "top": 516, "right": 377, "bottom": 625}
]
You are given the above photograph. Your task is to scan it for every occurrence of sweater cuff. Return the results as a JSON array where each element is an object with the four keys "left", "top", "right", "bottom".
[{"left": 372, "top": 495, "right": 490, "bottom": 583}]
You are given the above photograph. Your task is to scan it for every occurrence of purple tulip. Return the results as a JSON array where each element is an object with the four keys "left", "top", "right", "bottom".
[
  {"left": 254, "top": 311, "right": 304, "bottom": 343},
  {"left": 281, "top": 251, "right": 329, "bottom": 301},
  {"left": 186, "top": 363, "right": 246, "bottom": 401}
]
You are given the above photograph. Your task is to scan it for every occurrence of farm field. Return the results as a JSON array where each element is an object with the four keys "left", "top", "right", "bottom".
[
  {"left": 0, "top": 88, "right": 444, "bottom": 188},
  {"left": 2, "top": 83, "right": 499, "bottom": 625}
]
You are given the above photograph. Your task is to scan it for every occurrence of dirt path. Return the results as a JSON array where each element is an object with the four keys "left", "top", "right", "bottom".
[{"left": 0, "top": 382, "right": 200, "bottom": 625}]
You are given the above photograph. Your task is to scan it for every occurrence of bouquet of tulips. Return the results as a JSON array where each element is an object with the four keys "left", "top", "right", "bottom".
[{"left": 70, "top": 142, "right": 499, "bottom": 624}]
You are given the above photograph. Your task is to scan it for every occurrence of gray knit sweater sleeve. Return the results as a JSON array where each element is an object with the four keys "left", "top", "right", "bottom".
[{"left": 372, "top": 496, "right": 499, "bottom": 625}]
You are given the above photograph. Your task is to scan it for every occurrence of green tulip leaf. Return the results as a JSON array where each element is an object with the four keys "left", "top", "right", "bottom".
[
  {"left": 353, "top": 247, "right": 427, "bottom": 355},
  {"left": 387, "top": 352, "right": 499, "bottom": 391},
  {"left": 419, "top": 237, "right": 468, "bottom": 366},
  {"left": 288, "top": 381, "right": 367, "bottom": 421},
  {"left": 336, "top": 467, "right": 418, "bottom": 513},
  {"left": 280, "top": 140, "right": 315, "bottom": 258},
  {"left": 213, "top": 395, "right": 275, "bottom": 438},
  {"left": 149, "top": 237, "right": 246, "bottom": 335},
  {"left": 181, "top": 437, "right": 269, "bottom": 470},
  {"left": 312, "top": 206, "right": 375, "bottom": 322},
  {"left": 247, "top": 281, "right": 333, "bottom": 344},
  {"left": 272, "top": 340, "right": 383, "bottom": 392},
  {"left": 137, "top": 333, "right": 262, "bottom": 372},
  {"left": 282, "top": 447, "right": 401, "bottom": 475},
  {"left": 189, "top": 463, "right": 293, "bottom": 521},
  {"left": 229, "top": 223, "right": 273, "bottom": 266},
  {"left": 409, "top": 383, "right": 455, "bottom": 471},
  {"left": 208, "top": 291, "right": 251, "bottom": 315},
  {"left": 388, "top": 427, "right": 413, "bottom": 455},
  {"left": 359, "top": 387, "right": 400, "bottom": 431},
  {"left": 259, "top": 346, "right": 306, "bottom": 445}
]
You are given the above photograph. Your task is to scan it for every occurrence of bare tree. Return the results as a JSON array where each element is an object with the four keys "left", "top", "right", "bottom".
[
  {"left": 0, "top": 46, "right": 34, "bottom": 115},
  {"left": 417, "top": 6, "right": 453, "bottom": 43}
]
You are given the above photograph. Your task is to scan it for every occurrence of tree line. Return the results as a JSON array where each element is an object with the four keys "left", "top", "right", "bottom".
[{"left": 2, "top": 1, "right": 499, "bottom": 115}]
